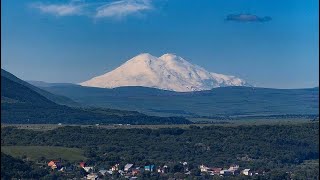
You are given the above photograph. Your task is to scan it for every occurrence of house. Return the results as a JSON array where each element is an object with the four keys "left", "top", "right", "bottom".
[
  {"left": 132, "top": 169, "right": 140, "bottom": 176},
  {"left": 208, "top": 168, "right": 222, "bottom": 175},
  {"left": 79, "top": 162, "right": 86, "bottom": 168},
  {"left": 180, "top": 162, "right": 188, "bottom": 172},
  {"left": 144, "top": 165, "right": 155, "bottom": 172},
  {"left": 47, "top": 160, "right": 61, "bottom": 170},
  {"left": 124, "top": 164, "right": 134, "bottom": 172},
  {"left": 220, "top": 170, "right": 232, "bottom": 176},
  {"left": 228, "top": 164, "right": 239, "bottom": 171},
  {"left": 230, "top": 169, "right": 240, "bottom": 175},
  {"left": 106, "top": 170, "right": 113, "bottom": 175},
  {"left": 254, "top": 169, "right": 266, "bottom": 175},
  {"left": 47, "top": 160, "right": 58, "bottom": 167},
  {"left": 83, "top": 167, "right": 94, "bottom": 173},
  {"left": 111, "top": 164, "right": 119, "bottom": 171},
  {"left": 86, "top": 173, "right": 98, "bottom": 180},
  {"left": 199, "top": 164, "right": 209, "bottom": 172},
  {"left": 228, "top": 164, "right": 240, "bottom": 175},
  {"left": 99, "top": 170, "right": 107, "bottom": 176},
  {"left": 58, "top": 167, "right": 65, "bottom": 172},
  {"left": 157, "top": 165, "right": 168, "bottom": 173},
  {"left": 179, "top": 161, "right": 188, "bottom": 166},
  {"left": 242, "top": 169, "right": 252, "bottom": 176},
  {"left": 118, "top": 170, "right": 125, "bottom": 175}
]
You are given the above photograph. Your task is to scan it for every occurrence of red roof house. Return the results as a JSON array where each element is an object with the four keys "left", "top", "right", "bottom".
[{"left": 79, "top": 162, "right": 86, "bottom": 168}]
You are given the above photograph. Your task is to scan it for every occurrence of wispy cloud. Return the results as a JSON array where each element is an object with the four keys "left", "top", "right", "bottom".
[
  {"left": 31, "top": 2, "right": 85, "bottom": 16},
  {"left": 95, "top": 0, "right": 152, "bottom": 18},
  {"left": 31, "top": 0, "right": 153, "bottom": 19},
  {"left": 226, "top": 14, "right": 272, "bottom": 23}
]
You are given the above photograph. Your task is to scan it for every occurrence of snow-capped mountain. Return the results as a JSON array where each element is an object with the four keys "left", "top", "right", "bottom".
[{"left": 80, "top": 53, "right": 249, "bottom": 92}]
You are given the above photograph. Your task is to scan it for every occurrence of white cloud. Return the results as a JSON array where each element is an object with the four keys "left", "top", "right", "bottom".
[
  {"left": 31, "top": 2, "right": 84, "bottom": 16},
  {"left": 31, "top": 0, "right": 153, "bottom": 19},
  {"left": 95, "top": 0, "right": 152, "bottom": 18}
]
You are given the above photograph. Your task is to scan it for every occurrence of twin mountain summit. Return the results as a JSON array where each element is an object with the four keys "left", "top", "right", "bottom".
[
  {"left": 1, "top": 53, "right": 319, "bottom": 124},
  {"left": 80, "top": 53, "right": 249, "bottom": 92}
]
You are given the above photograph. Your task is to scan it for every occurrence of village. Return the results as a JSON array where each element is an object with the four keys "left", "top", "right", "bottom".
[{"left": 47, "top": 160, "right": 264, "bottom": 179}]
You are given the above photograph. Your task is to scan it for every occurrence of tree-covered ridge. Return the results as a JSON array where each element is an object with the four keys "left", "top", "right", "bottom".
[
  {"left": 1, "top": 74, "right": 191, "bottom": 125},
  {"left": 2, "top": 123, "right": 318, "bottom": 168},
  {"left": 1, "top": 69, "right": 78, "bottom": 106},
  {"left": 40, "top": 84, "right": 319, "bottom": 117},
  {"left": 1, "top": 122, "right": 319, "bottom": 179},
  {"left": 1, "top": 76, "right": 56, "bottom": 106},
  {"left": 1, "top": 153, "right": 49, "bottom": 179}
]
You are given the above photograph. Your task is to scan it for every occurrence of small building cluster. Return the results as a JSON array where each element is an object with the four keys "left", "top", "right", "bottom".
[
  {"left": 200, "top": 164, "right": 258, "bottom": 177},
  {"left": 79, "top": 162, "right": 159, "bottom": 179},
  {"left": 48, "top": 160, "right": 62, "bottom": 170},
  {"left": 47, "top": 160, "right": 262, "bottom": 179}
]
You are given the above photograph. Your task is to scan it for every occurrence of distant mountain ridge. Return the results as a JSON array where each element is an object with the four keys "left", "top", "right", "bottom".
[
  {"left": 80, "top": 53, "right": 249, "bottom": 92},
  {"left": 37, "top": 83, "right": 319, "bottom": 117},
  {"left": 27, "top": 80, "right": 75, "bottom": 88}
]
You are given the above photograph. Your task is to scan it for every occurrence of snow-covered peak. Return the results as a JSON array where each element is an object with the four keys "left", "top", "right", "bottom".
[
  {"left": 160, "top": 53, "right": 178, "bottom": 60},
  {"left": 80, "top": 53, "right": 249, "bottom": 92},
  {"left": 159, "top": 53, "right": 186, "bottom": 63},
  {"left": 133, "top": 53, "right": 156, "bottom": 60},
  {"left": 125, "top": 53, "right": 157, "bottom": 63}
]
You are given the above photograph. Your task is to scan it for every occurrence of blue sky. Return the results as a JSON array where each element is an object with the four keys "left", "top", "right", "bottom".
[{"left": 1, "top": 0, "right": 319, "bottom": 88}]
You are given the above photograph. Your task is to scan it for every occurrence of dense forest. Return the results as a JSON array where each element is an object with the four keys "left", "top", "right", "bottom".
[
  {"left": 1, "top": 153, "right": 49, "bottom": 179},
  {"left": 1, "top": 122, "right": 319, "bottom": 179}
]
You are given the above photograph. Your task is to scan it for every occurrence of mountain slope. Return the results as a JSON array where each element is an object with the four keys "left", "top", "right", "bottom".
[
  {"left": 80, "top": 53, "right": 249, "bottom": 92},
  {"left": 1, "top": 71, "right": 191, "bottom": 125},
  {"left": 1, "top": 76, "right": 57, "bottom": 106},
  {"left": 39, "top": 84, "right": 319, "bottom": 117},
  {"left": 1, "top": 69, "right": 79, "bottom": 107}
]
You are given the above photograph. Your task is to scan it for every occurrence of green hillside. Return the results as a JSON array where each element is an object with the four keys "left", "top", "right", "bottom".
[
  {"left": 1, "top": 153, "right": 49, "bottom": 179},
  {"left": 1, "top": 146, "right": 86, "bottom": 162},
  {"left": 1, "top": 69, "right": 79, "bottom": 107},
  {"left": 1, "top": 71, "right": 191, "bottom": 125}
]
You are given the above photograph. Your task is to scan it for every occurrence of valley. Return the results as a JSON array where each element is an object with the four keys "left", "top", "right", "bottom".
[{"left": 1, "top": 68, "right": 319, "bottom": 179}]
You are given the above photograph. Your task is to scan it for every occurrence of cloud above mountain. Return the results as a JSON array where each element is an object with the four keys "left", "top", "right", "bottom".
[
  {"left": 95, "top": 0, "right": 152, "bottom": 18},
  {"left": 31, "top": 3, "right": 84, "bottom": 16},
  {"left": 31, "top": 0, "right": 153, "bottom": 19},
  {"left": 226, "top": 14, "right": 272, "bottom": 22}
]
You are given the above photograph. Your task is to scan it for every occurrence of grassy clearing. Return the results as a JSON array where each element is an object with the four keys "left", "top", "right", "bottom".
[
  {"left": 1, "top": 119, "right": 316, "bottom": 131},
  {"left": 1, "top": 123, "right": 211, "bottom": 130},
  {"left": 188, "top": 118, "right": 313, "bottom": 125},
  {"left": 1, "top": 146, "right": 86, "bottom": 162}
]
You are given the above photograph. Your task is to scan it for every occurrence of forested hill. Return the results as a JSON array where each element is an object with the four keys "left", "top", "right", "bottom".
[
  {"left": 1, "top": 76, "right": 57, "bottom": 106},
  {"left": 37, "top": 83, "right": 319, "bottom": 117},
  {"left": 1, "top": 69, "right": 79, "bottom": 107},
  {"left": 1, "top": 71, "right": 191, "bottom": 125}
]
